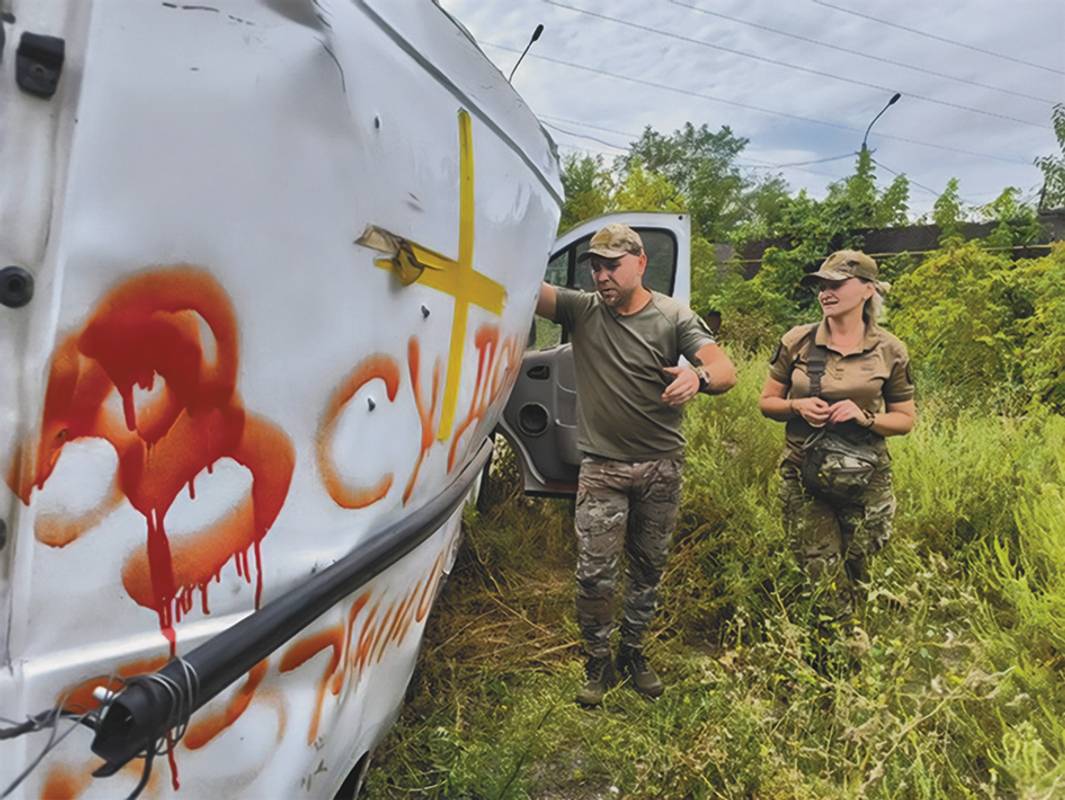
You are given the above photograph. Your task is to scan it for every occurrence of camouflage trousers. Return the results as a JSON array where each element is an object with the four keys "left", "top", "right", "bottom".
[
  {"left": 779, "top": 460, "right": 896, "bottom": 624},
  {"left": 574, "top": 455, "right": 683, "bottom": 658}
]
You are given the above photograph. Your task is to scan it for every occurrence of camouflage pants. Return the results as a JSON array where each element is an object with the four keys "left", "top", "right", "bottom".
[
  {"left": 779, "top": 460, "right": 896, "bottom": 623},
  {"left": 574, "top": 456, "right": 683, "bottom": 658}
]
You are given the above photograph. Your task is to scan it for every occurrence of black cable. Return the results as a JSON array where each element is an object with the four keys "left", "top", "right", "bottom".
[
  {"left": 543, "top": 0, "right": 1051, "bottom": 130},
  {"left": 1, "top": 706, "right": 96, "bottom": 798},
  {"left": 541, "top": 112, "right": 856, "bottom": 169},
  {"left": 871, "top": 157, "right": 955, "bottom": 199},
  {"left": 546, "top": 117, "right": 855, "bottom": 181},
  {"left": 482, "top": 43, "right": 1034, "bottom": 166},
  {"left": 540, "top": 120, "right": 630, "bottom": 151},
  {"left": 0, "top": 659, "right": 198, "bottom": 799},
  {"left": 123, "top": 748, "right": 155, "bottom": 800},
  {"left": 811, "top": 0, "right": 1065, "bottom": 76},
  {"left": 666, "top": 0, "right": 1058, "bottom": 105},
  {"left": 750, "top": 152, "right": 857, "bottom": 169}
]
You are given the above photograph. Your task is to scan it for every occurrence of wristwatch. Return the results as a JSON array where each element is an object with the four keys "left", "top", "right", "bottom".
[{"left": 694, "top": 365, "right": 711, "bottom": 393}]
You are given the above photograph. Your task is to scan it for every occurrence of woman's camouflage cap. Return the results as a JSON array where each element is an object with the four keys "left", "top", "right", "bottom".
[{"left": 800, "top": 250, "right": 878, "bottom": 285}]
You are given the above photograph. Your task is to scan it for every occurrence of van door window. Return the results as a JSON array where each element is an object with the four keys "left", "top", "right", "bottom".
[{"left": 536, "top": 249, "right": 569, "bottom": 349}]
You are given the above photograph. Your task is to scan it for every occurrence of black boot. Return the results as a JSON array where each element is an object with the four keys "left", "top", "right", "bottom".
[
  {"left": 576, "top": 654, "right": 616, "bottom": 707},
  {"left": 616, "top": 644, "right": 664, "bottom": 698}
]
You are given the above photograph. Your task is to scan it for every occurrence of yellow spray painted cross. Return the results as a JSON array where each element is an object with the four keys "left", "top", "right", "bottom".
[{"left": 360, "top": 109, "right": 507, "bottom": 442}]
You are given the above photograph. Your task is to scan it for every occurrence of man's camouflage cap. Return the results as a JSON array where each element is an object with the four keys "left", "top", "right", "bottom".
[
  {"left": 577, "top": 223, "right": 644, "bottom": 262},
  {"left": 800, "top": 250, "right": 879, "bottom": 286}
]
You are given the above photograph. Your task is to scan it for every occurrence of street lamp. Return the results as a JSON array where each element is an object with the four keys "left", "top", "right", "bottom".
[{"left": 861, "top": 92, "right": 901, "bottom": 152}]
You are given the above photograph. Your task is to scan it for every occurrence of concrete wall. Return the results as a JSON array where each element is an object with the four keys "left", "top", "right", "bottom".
[{"left": 730, "top": 210, "right": 1065, "bottom": 277}]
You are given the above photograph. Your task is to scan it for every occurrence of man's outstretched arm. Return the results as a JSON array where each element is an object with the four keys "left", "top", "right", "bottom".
[{"left": 535, "top": 282, "right": 558, "bottom": 321}]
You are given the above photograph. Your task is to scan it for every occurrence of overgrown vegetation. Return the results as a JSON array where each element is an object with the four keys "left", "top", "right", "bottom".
[
  {"left": 369, "top": 110, "right": 1064, "bottom": 798},
  {"left": 369, "top": 353, "right": 1065, "bottom": 799}
]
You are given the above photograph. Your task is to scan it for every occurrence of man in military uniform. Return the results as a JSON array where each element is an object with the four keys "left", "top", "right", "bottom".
[{"left": 536, "top": 223, "right": 737, "bottom": 705}]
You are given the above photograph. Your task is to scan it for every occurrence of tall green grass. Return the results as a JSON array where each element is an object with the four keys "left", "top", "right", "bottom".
[{"left": 368, "top": 354, "right": 1065, "bottom": 799}]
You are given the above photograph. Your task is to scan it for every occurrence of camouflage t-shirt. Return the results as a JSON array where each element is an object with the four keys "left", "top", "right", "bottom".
[
  {"left": 554, "top": 288, "right": 715, "bottom": 461},
  {"left": 768, "top": 320, "right": 915, "bottom": 463}
]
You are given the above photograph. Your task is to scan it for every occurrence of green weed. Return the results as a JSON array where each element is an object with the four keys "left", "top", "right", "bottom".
[{"left": 368, "top": 354, "right": 1065, "bottom": 799}]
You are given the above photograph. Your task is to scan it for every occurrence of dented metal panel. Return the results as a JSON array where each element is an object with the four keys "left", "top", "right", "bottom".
[{"left": 0, "top": 1, "right": 561, "bottom": 796}]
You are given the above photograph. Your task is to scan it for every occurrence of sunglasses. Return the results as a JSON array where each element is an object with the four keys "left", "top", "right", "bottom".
[{"left": 588, "top": 255, "right": 622, "bottom": 271}]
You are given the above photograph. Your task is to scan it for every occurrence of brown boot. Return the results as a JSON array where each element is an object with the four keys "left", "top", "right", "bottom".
[
  {"left": 616, "top": 644, "right": 664, "bottom": 698},
  {"left": 575, "top": 654, "right": 616, "bottom": 707}
]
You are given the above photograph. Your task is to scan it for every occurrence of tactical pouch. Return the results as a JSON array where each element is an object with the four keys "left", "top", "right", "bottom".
[{"left": 800, "top": 429, "right": 879, "bottom": 502}]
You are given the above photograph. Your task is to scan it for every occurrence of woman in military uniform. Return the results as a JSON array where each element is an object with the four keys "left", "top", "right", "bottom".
[{"left": 758, "top": 250, "right": 916, "bottom": 638}]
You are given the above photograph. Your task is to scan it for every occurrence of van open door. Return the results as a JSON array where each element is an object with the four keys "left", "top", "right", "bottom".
[{"left": 499, "top": 212, "right": 692, "bottom": 496}]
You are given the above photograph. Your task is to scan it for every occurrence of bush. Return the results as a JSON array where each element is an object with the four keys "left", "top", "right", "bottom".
[
  {"left": 1020, "top": 243, "right": 1065, "bottom": 409},
  {"left": 371, "top": 354, "right": 1065, "bottom": 799},
  {"left": 889, "top": 243, "right": 1035, "bottom": 407}
]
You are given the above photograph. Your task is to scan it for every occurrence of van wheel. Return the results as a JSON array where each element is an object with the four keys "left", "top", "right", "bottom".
[
  {"left": 476, "top": 434, "right": 522, "bottom": 512},
  {"left": 333, "top": 750, "right": 372, "bottom": 800}
]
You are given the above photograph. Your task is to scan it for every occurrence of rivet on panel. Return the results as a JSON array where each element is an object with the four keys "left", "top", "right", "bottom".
[{"left": 0, "top": 266, "right": 34, "bottom": 308}]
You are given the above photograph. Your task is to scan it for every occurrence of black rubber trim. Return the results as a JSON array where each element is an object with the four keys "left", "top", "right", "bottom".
[{"left": 90, "top": 437, "right": 493, "bottom": 771}]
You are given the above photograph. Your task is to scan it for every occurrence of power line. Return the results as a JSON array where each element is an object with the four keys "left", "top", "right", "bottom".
[
  {"left": 870, "top": 158, "right": 944, "bottom": 198},
  {"left": 540, "top": 120, "right": 630, "bottom": 151},
  {"left": 869, "top": 157, "right": 1003, "bottom": 208},
  {"left": 748, "top": 152, "right": 857, "bottom": 169},
  {"left": 548, "top": 122, "right": 1007, "bottom": 206},
  {"left": 869, "top": 157, "right": 1016, "bottom": 209},
  {"left": 540, "top": 114, "right": 832, "bottom": 168},
  {"left": 544, "top": 0, "right": 1050, "bottom": 130},
  {"left": 811, "top": 0, "right": 1065, "bottom": 77},
  {"left": 541, "top": 114, "right": 855, "bottom": 181},
  {"left": 482, "top": 42, "right": 1035, "bottom": 166},
  {"left": 539, "top": 114, "right": 643, "bottom": 141},
  {"left": 666, "top": 0, "right": 1058, "bottom": 105}
]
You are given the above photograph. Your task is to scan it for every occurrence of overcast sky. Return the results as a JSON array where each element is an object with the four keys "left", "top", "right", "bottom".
[{"left": 441, "top": 0, "right": 1064, "bottom": 217}]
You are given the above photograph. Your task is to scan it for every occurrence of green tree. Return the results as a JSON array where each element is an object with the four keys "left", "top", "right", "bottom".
[
  {"left": 732, "top": 174, "right": 792, "bottom": 244},
  {"left": 558, "top": 153, "right": 611, "bottom": 233},
  {"left": 609, "top": 159, "right": 686, "bottom": 214},
  {"left": 891, "top": 243, "right": 1033, "bottom": 403},
  {"left": 624, "top": 122, "right": 749, "bottom": 241},
  {"left": 1020, "top": 243, "right": 1065, "bottom": 408},
  {"left": 933, "top": 178, "right": 966, "bottom": 247},
  {"left": 1035, "top": 103, "right": 1065, "bottom": 211},
  {"left": 980, "top": 187, "right": 1043, "bottom": 251},
  {"left": 876, "top": 174, "right": 911, "bottom": 227},
  {"left": 826, "top": 147, "right": 878, "bottom": 230}
]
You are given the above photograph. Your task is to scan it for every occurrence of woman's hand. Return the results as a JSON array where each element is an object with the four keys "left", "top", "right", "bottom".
[
  {"left": 792, "top": 397, "right": 831, "bottom": 427},
  {"left": 827, "top": 399, "right": 866, "bottom": 425}
]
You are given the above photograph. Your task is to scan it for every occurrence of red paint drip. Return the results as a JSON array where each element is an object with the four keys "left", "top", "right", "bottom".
[
  {"left": 403, "top": 338, "right": 441, "bottom": 506},
  {"left": 166, "top": 734, "right": 180, "bottom": 791},
  {"left": 7, "top": 268, "right": 295, "bottom": 652},
  {"left": 253, "top": 539, "right": 264, "bottom": 608}
]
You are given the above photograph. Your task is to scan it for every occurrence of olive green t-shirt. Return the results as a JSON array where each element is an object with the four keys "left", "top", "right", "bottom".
[
  {"left": 768, "top": 320, "right": 916, "bottom": 463},
  {"left": 554, "top": 288, "right": 715, "bottom": 461}
]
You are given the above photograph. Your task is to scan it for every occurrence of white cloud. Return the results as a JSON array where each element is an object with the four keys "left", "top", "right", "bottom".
[{"left": 442, "top": 0, "right": 1064, "bottom": 214}]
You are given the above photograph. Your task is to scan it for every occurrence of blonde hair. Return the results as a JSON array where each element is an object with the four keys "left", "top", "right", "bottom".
[{"left": 862, "top": 279, "right": 890, "bottom": 322}]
